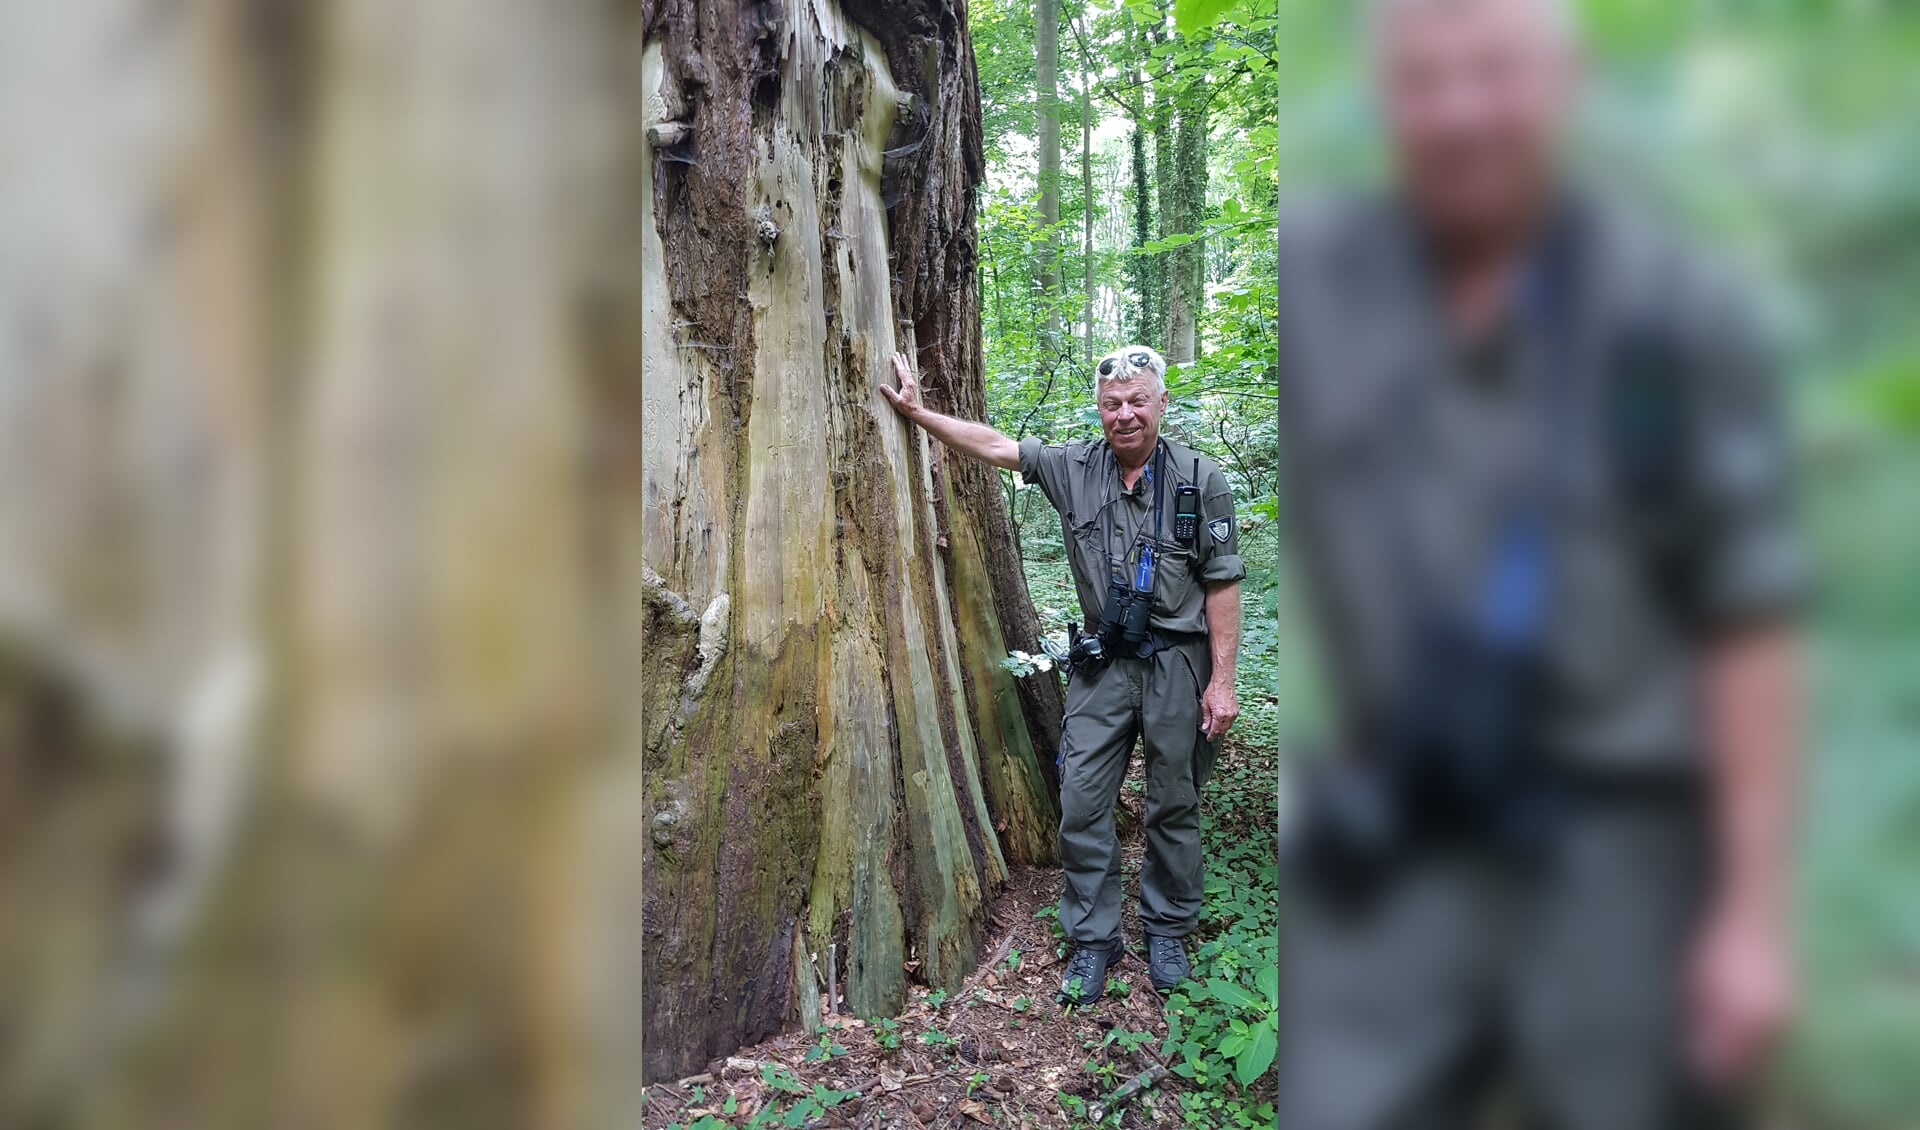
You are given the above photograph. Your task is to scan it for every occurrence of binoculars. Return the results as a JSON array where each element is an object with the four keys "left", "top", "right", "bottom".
[
  {"left": 1093, "top": 542, "right": 1159, "bottom": 660},
  {"left": 1097, "top": 578, "right": 1153, "bottom": 654},
  {"left": 1292, "top": 615, "right": 1554, "bottom": 906}
]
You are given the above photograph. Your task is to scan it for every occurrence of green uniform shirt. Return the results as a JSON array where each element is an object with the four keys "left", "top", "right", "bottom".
[
  {"left": 1275, "top": 192, "right": 1809, "bottom": 773},
  {"left": 1018, "top": 435, "right": 1245, "bottom": 636}
]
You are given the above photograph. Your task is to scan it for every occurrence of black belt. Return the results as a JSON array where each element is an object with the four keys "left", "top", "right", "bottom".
[{"left": 1084, "top": 625, "right": 1204, "bottom": 659}]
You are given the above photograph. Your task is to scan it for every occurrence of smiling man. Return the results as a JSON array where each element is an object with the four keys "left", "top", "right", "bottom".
[{"left": 881, "top": 345, "right": 1244, "bottom": 1003}]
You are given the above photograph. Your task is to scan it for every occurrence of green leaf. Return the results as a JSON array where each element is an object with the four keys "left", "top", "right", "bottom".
[
  {"left": 1174, "top": 0, "right": 1239, "bottom": 38},
  {"left": 1234, "top": 1019, "right": 1279, "bottom": 1087},
  {"left": 1206, "top": 976, "right": 1260, "bottom": 1011}
]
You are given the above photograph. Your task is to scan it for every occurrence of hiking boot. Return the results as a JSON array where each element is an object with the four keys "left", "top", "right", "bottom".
[
  {"left": 1144, "top": 933, "right": 1192, "bottom": 992},
  {"left": 1057, "top": 939, "right": 1122, "bottom": 1006}
]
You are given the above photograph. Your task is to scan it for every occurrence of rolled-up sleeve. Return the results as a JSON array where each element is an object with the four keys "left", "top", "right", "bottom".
[
  {"left": 1681, "top": 278, "right": 1811, "bottom": 629},
  {"left": 1196, "top": 464, "right": 1246, "bottom": 585},
  {"left": 1018, "top": 437, "right": 1070, "bottom": 513}
]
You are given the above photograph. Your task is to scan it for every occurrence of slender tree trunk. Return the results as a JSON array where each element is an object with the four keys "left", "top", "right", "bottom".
[
  {"left": 1081, "top": 51, "right": 1094, "bottom": 366},
  {"left": 1119, "top": 14, "right": 1156, "bottom": 344},
  {"left": 1035, "top": 0, "right": 1062, "bottom": 353},
  {"left": 1128, "top": 124, "right": 1154, "bottom": 341},
  {"left": 1150, "top": 27, "right": 1175, "bottom": 351},
  {"left": 1166, "top": 90, "right": 1208, "bottom": 364},
  {"left": 641, "top": 0, "right": 1059, "bottom": 1085}
]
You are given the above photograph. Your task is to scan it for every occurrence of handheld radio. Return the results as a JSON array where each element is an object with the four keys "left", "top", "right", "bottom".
[{"left": 1173, "top": 458, "right": 1200, "bottom": 542}]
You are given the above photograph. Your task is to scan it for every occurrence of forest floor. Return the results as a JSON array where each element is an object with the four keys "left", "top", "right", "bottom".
[{"left": 640, "top": 734, "right": 1280, "bottom": 1129}]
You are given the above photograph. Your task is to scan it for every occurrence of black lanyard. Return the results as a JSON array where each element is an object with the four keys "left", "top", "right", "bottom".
[
  {"left": 1099, "top": 440, "right": 1167, "bottom": 583},
  {"left": 1377, "top": 206, "right": 1586, "bottom": 646}
]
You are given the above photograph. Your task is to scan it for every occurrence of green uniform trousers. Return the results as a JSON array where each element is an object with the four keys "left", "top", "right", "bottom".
[
  {"left": 1057, "top": 639, "right": 1220, "bottom": 946},
  {"left": 1277, "top": 787, "right": 1727, "bottom": 1130}
]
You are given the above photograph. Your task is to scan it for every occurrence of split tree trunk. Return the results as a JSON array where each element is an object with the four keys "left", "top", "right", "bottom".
[{"left": 640, "top": 0, "right": 1060, "bottom": 1085}]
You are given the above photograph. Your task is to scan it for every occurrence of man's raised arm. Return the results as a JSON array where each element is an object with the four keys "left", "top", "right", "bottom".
[{"left": 879, "top": 352, "right": 1021, "bottom": 471}]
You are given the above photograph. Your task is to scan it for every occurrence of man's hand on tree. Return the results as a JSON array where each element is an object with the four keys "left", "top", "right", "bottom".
[
  {"left": 879, "top": 352, "right": 924, "bottom": 420},
  {"left": 1200, "top": 677, "right": 1239, "bottom": 741}
]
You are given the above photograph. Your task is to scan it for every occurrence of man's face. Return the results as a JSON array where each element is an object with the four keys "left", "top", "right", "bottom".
[
  {"left": 1097, "top": 375, "right": 1168, "bottom": 466},
  {"left": 1376, "top": 0, "right": 1576, "bottom": 244}
]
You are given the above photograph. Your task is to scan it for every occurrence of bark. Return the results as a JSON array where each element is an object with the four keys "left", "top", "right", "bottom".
[{"left": 641, "top": 0, "right": 1059, "bottom": 1085}]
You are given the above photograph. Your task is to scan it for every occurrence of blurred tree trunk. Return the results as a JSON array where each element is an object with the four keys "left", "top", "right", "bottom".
[
  {"left": 640, "top": 0, "right": 1060, "bottom": 1086},
  {"left": 0, "top": 0, "right": 1064, "bottom": 1121}
]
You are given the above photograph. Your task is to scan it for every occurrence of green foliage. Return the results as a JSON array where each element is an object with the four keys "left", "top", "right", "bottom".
[
  {"left": 741, "top": 1066, "right": 859, "bottom": 1130},
  {"left": 801, "top": 1031, "right": 848, "bottom": 1064},
  {"left": 1173, "top": 0, "right": 1238, "bottom": 39},
  {"left": 1149, "top": 742, "right": 1279, "bottom": 1121}
]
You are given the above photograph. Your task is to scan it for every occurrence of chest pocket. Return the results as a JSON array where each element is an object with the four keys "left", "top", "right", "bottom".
[
  {"left": 1068, "top": 519, "right": 1112, "bottom": 580},
  {"left": 1149, "top": 537, "right": 1198, "bottom": 613}
]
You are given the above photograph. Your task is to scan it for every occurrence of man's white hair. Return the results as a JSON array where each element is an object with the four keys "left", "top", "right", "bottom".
[
  {"left": 1366, "top": 0, "right": 1580, "bottom": 49},
  {"left": 1092, "top": 345, "right": 1168, "bottom": 399}
]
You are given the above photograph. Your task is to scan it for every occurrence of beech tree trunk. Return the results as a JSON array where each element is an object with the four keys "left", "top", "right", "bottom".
[{"left": 640, "top": 0, "right": 1060, "bottom": 1085}]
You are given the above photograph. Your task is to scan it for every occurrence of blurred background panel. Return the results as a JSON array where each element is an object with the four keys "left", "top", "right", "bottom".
[
  {"left": 0, "top": 0, "right": 652, "bottom": 1126},
  {"left": 1268, "top": 1, "right": 1920, "bottom": 1124}
]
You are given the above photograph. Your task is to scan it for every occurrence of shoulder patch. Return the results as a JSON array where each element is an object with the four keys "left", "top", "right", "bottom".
[{"left": 1208, "top": 517, "right": 1232, "bottom": 544}]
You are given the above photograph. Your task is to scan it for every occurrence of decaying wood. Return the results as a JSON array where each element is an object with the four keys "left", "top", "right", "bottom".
[{"left": 639, "top": 0, "right": 1060, "bottom": 1084}]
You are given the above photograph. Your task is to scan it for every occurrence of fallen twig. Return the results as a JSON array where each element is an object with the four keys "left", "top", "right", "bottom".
[{"left": 1087, "top": 1063, "right": 1169, "bottom": 1124}]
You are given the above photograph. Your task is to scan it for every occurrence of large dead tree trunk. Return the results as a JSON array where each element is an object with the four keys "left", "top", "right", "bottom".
[{"left": 640, "top": 0, "right": 1060, "bottom": 1084}]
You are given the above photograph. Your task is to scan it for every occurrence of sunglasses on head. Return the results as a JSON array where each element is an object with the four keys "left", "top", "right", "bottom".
[{"left": 1097, "top": 350, "right": 1154, "bottom": 377}]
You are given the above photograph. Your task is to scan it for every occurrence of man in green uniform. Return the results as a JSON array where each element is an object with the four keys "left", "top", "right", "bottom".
[
  {"left": 1275, "top": 1, "right": 1807, "bottom": 1127},
  {"left": 880, "top": 345, "right": 1244, "bottom": 1003}
]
